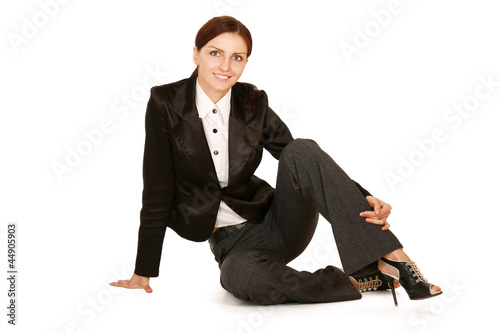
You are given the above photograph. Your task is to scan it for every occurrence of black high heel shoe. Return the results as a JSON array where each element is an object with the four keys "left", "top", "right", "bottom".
[{"left": 379, "top": 257, "right": 443, "bottom": 306}]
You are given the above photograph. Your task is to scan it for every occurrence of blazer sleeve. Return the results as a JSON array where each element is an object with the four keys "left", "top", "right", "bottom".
[
  {"left": 134, "top": 87, "right": 176, "bottom": 278},
  {"left": 260, "top": 91, "right": 372, "bottom": 197},
  {"left": 260, "top": 92, "right": 294, "bottom": 159}
]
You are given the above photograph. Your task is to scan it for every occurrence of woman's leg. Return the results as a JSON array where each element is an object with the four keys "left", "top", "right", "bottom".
[
  {"left": 220, "top": 249, "right": 361, "bottom": 305},
  {"left": 218, "top": 138, "right": 402, "bottom": 304},
  {"left": 218, "top": 139, "right": 439, "bottom": 304},
  {"left": 270, "top": 138, "right": 441, "bottom": 296},
  {"left": 271, "top": 138, "right": 403, "bottom": 275}
]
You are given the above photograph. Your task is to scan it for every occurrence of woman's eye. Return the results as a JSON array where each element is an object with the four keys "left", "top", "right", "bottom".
[
  {"left": 210, "top": 51, "right": 220, "bottom": 56},
  {"left": 233, "top": 55, "right": 243, "bottom": 61}
]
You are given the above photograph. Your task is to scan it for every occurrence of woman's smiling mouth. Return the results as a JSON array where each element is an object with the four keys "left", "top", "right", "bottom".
[{"left": 214, "top": 73, "right": 231, "bottom": 81}]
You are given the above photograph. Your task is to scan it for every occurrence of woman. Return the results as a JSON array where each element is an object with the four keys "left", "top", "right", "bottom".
[{"left": 110, "top": 16, "right": 442, "bottom": 306}]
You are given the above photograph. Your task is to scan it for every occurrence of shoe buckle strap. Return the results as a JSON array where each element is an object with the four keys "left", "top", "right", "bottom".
[{"left": 356, "top": 276, "right": 383, "bottom": 292}]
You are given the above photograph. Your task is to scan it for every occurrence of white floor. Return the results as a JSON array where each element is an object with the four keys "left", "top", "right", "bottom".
[{"left": 2, "top": 220, "right": 494, "bottom": 333}]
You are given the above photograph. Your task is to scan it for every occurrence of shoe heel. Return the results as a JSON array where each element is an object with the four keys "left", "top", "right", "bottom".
[{"left": 383, "top": 274, "right": 398, "bottom": 307}]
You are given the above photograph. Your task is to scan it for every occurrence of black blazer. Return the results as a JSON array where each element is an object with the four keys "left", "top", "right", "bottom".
[{"left": 134, "top": 73, "right": 371, "bottom": 277}]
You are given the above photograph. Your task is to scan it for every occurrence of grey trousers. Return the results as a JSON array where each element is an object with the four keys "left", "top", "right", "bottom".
[{"left": 212, "top": 139, "right": 403, "bottom": 305}]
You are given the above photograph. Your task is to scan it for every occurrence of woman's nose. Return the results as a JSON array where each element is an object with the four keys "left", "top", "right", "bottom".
[{"left": 219, "top": 57, "right": 230, "bottom": 72}]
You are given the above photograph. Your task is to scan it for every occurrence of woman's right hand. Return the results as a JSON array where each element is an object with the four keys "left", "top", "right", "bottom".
[{"left": 109, "top": 273, "right": 153, "bottom": 293}]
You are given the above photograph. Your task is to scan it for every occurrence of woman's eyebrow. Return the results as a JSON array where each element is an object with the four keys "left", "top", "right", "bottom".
[{"left": 207, "top": 45, "right": 247, "bottom": 56}]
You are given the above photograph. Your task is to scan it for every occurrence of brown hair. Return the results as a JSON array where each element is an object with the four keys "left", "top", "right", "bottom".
[{"left": 192, "top": 16, "right": 253, "bottom": 76}]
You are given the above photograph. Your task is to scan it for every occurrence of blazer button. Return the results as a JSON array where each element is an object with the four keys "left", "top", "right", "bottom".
[
  {"left": 213, "top": 128, "right": 218, "bottom": 133},
  {"left": 213, "top": 150, "right": 219, "bottom": 155},
  {"left": 212, "top": 109, "right": 217, "bottom": 114}
]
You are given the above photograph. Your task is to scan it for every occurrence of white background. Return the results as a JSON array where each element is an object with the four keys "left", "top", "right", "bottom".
[{"left": 1, "top": 0, "right": 499, "bottom": 332}]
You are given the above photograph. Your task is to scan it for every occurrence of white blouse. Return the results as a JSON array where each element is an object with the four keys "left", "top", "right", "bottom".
[{"left": 195, "top": 78, "right": 247, "bottom": 228}]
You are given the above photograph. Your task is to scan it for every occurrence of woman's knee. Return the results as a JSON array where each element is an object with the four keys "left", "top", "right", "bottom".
[
  {"left": 282, "top": 138, "right": 318, "bottom": 157},
  {"left": 281, "top": 138, "right": 325, "bottom": 165}
]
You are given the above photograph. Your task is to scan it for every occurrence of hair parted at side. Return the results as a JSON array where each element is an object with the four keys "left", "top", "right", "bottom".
[{"left": 192, "top": 16, "right": 253, "bottom": 76}]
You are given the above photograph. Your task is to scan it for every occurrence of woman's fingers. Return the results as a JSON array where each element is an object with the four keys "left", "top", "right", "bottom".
[
  {"left": 109, "top": 280, "right": 128, "bottom": 287},
  {"left": 365, "top": 196, "right": 380, "bottom": 214},
  {"left": 361, "top": 196, "right": 392, "bottom": 230},
  {"left": 366, "top": 218, "right": 386, "bottom": 225},
  {"left": 109, "top": 274, "right": 153, "bottom": 293},
  {"left": 109, "top": 280, "right": 131, "bottom": 288},
  {"left": 360, "top": 210, "right": 390, "bottom": 218},
  {"left": 361, "top": 197, "right": 386, "bottom": 217},
  {"left": 365, "top": 216, "right": 391, "bottom": 230},
  {"left": 109, "top": 280, "right": 148, "bottom": 291},
  {"left": 362, "top": 210, "right": 390, "bottom": 220},
  {"left": 373, "top": 199, "right": 381, "bottom": 215}
]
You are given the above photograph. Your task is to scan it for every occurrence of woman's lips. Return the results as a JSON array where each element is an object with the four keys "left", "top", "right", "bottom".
[{"left": 213, "top": 73, "right": 231, "bottom": 81}]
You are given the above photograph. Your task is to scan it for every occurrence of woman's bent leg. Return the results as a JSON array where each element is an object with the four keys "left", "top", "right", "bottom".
[
  {"left": 270, "top": 138, "right": 403, "bottom": 275},
  {"left": 220, "top": 249, "right": 361, "bottom": 305},
  {"left": 217, "top": 138, "right": 404, "bottom": 304}
]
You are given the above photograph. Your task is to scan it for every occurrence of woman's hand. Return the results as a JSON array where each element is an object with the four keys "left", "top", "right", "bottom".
[
  {"left": 360, "top": 196, "right": 392, "bottom": 230},
  {"left": 109, "top": 273, "right": 153, "bottom": 293}
]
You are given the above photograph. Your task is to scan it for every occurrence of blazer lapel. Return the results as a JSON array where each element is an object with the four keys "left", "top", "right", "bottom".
[
  {"left": 171, "top": 74, "right": 220, "bottom": 185},
  {"left": 227, "top": 85, "right": 258, "bottom": 188}
]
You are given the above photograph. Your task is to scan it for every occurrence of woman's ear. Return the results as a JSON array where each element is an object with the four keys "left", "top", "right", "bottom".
[{"left": 193, "top": 46, "right": 199, "bottom": 66}]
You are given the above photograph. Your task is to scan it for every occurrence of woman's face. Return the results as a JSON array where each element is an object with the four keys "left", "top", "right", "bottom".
[{"left": 193, "top": 32, "right": 249, "bottom": 103}]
